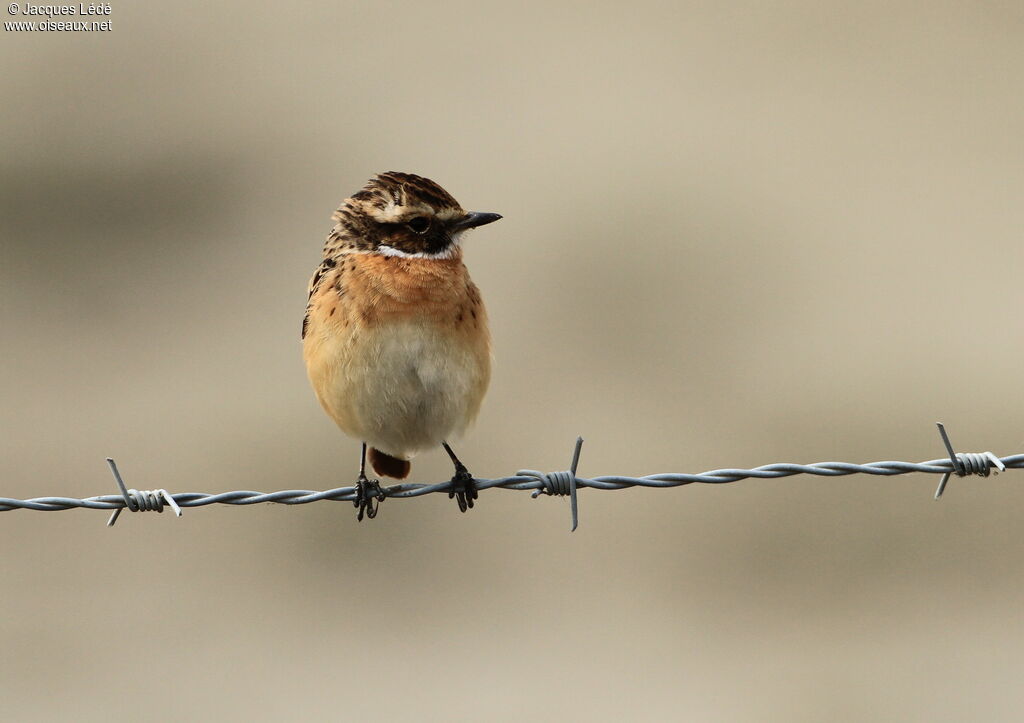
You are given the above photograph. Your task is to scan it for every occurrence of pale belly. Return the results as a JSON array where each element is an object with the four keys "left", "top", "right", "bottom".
[{"left": 305, "top": 319, "right": 490, "bottom": 459}]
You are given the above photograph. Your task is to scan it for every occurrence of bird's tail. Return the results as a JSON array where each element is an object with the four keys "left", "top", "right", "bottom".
[{"left": 368, "top": 447, "right": 411, "bottom": 479}]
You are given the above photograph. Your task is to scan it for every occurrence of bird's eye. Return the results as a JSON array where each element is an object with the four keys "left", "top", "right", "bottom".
[{"left": 406, "top": 217, "right": 430, "bottom": 234}]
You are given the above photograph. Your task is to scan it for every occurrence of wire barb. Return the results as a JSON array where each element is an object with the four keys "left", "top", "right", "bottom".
[
  {"left": 519, "top": 436, "right": 584, "bottom": 531},
  {"left": 933, "top": 423, "right": 1005, "bottom": 500},
  {"left": 105, "top": 458, "right": 183, "bottom": 526}
]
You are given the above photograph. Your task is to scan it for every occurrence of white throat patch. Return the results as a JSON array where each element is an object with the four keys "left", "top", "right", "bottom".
[{"left": 375, "top": 243, "right": 460, "bottom": 260}]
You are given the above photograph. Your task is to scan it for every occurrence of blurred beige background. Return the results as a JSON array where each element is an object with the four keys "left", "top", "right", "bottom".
[{"left": 2, "top": 1, "right": 1023, "bottom": 720}]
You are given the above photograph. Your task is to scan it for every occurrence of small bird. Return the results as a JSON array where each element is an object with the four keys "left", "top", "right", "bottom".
[{"left": 302, "top": 172, "right": 501, "bottom": 520}]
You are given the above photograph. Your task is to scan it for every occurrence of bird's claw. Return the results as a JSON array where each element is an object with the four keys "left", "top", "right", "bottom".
[
  {"left": 448, "top": 464, "right": 478, "bottom": 513},
  {"left": 354, "top": 472, "right": 385, "bottom": 521}
]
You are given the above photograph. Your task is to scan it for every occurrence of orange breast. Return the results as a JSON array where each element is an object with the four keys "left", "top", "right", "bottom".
[{"left": 344, "top": 253, "right": 487, "bottom": 333}]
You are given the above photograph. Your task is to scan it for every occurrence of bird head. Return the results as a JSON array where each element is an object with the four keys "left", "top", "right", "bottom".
[{"left": 326, "top": 171, "right": 501, "bottom": 259}]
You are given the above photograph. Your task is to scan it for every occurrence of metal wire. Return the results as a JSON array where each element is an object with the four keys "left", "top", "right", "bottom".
[
  {"left": 105, "top": 458, "right": 182, "bottom": 526},
  {"left": 519, "top": 437, "right": 583, "bottom": 531},
  {"left": 932, "top": 422, "right": 1005, "bottom": 500},
  {"left": 0, "top": 424, "right": 1017, "bottom": 530}
]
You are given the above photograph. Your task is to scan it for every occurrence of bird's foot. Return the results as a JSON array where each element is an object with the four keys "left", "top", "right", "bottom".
[
  {"left": 448, "top": 463, "right": 478, "bottom": 513},
  {"left": 354, "top": 472, "right": 385, "bottom": 521}
]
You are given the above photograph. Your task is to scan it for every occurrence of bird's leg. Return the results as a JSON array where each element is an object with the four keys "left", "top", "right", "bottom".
[
  {"left": 354, "top": 442, "right": 385, "bottom": 521},
  {"left": 442, "top": 441, "right": 478, "bottom": 513}
]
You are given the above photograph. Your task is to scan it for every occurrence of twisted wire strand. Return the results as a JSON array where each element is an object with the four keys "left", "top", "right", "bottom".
[
  {"left": 104, "top": 458, "right": 184, "bottom": 526},
  {"left": 952, "top": 452, "right": 1000, "bottom": 477},
  {"left": 522, "top": 470, "right": 576, "bottom": 497},
  {"left": 3, "top": 453, "right": 1021, "bottom": 514}
]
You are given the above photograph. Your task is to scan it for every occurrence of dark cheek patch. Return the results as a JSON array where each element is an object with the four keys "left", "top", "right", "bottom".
[
  {"left": 425, "top": 230, "right": 453, "bottom": 255},
  {"left": 376, "top": 219, "right": 457, "bottom": 255},
  {"left": 381, "top": 227, "right": 416, "bottom": 254}
]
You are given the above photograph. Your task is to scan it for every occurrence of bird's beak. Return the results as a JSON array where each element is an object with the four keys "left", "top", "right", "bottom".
[{"left": 455, "top": 211, "right": 503, "bottom": 230}]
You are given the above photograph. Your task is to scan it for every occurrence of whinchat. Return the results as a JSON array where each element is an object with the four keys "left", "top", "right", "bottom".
[{"left": 302, "top": 172, "right": 501, "bottom": 520}]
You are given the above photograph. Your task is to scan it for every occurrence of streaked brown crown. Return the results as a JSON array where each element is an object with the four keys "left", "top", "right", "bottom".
[{"left": 323, "top": 172, "right": 500, "bottom": 258}]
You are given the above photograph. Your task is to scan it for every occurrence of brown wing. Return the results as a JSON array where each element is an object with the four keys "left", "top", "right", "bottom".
[{"left": 302, "top": 257, "right": 338, "bottom": 340}]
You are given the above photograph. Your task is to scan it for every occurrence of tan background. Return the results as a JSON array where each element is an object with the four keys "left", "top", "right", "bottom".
[{"left": 2, "top": 1, "right": 1023, "bottom": 720}]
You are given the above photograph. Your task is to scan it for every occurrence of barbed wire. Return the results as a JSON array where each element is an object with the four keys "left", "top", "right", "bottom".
[{"left": 0, "top": 424, "right": 1018, "bottom": 530}]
